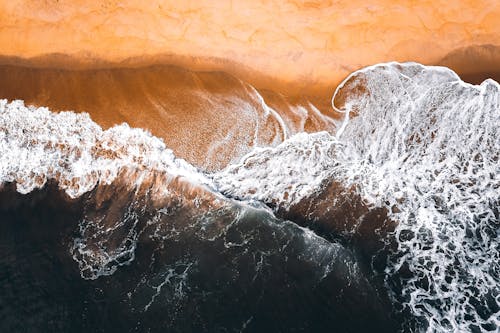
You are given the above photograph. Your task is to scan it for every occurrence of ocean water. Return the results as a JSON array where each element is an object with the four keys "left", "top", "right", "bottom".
[{"left": 0, "top": 62, "right": 498, "bottom": 332}]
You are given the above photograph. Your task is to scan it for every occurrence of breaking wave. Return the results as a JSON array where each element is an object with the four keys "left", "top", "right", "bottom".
[
  {"left": 215, "top": 63, "right": 500, "bottom": 332},
  {"left": 0, "top": 62, "right": 498, "bottom": 332}
]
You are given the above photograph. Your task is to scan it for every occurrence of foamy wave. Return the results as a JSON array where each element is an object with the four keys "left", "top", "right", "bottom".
[
  {"left": 0, "top": 99, "right": 221, "bottom": 281},
  {"left": 214, "top": 62, "right": 499, "bottom": 332},
  {"left": 336, "top": 62, "right": 499, "bottom": 332},
  {"left": 0, "top": 99, "right": 210, "bottom": 198},
  {"left": 213, "top": 131, "right": 344, "bottom": 207}
]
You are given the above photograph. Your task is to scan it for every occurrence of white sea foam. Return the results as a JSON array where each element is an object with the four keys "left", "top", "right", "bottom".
[
  {"left": 336, "top": 62, "right": 499, "bottom": 333},
  {"left": 213, "top": 131, "right": 344, "bottom": 207},
  {"left": 0, "top": 99, "right": 210, "bottom": 198},
  {"left": 214, "top": 62, "right": 499, "bottom": 332}
]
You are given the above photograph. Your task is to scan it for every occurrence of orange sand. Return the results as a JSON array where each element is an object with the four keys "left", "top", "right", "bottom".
[{"left": 0, "top": 0, "right": 499, "bottom": 99}]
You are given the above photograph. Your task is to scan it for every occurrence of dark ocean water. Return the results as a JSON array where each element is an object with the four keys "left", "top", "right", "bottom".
[{"left": 0, "top": 182, "right": 397, "bottom": 333}]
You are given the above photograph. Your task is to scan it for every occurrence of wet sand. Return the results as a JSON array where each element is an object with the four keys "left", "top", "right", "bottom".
[{"left": 0, "top": 63, "right": 335, "bottom": 171}]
